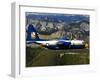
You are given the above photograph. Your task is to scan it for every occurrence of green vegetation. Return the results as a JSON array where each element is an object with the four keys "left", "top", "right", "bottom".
[
  {"left": 59, "top": 52, "right": 89, "bottom": 65},
  {"left": 26, "top": 47, "right": 89, "bottom": 67}
]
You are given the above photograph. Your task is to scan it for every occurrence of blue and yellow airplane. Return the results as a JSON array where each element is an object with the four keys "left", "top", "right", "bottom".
[{"left": 26, "top": 24, "right": 85, "bottom": 49}]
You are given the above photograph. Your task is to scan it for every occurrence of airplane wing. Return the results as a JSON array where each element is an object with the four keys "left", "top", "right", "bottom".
[{"left": 26, "top": 41, "right": 37, "bottom": 44}]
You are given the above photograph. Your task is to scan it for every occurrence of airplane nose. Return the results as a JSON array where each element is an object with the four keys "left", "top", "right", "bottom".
[
  {"left": 82, "top": 41, "right": 89, "bottom": 49},
  {"left": 85, "top": 43, "right": 89, "bottom": 48}
]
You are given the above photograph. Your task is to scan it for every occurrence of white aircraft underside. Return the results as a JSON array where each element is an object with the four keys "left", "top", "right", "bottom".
[{"left": 35, "top": 40, "right": 84, "bottom": 46}]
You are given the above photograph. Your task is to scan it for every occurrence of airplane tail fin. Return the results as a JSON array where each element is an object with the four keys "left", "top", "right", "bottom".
[{"left": 26, "top": 24, "right": 40, "bottom": 41}]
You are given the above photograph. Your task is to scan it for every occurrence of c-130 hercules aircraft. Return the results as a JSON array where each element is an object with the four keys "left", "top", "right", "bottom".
[{"left": 26, "top": 24, "right": 86, "bottom": 50}]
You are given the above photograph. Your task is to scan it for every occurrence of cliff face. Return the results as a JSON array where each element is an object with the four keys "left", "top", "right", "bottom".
[
  {"left": 30, "top": 20, "right": 89, "bottom": 40},
  {"left": 26, "top": 13, "right": 89, "bottom": 40}
]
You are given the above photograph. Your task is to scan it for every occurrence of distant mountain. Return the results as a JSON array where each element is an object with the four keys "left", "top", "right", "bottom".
[
  {"left": 36, "top": 20, "right": 89, "bottom": 40},
  {"left": 26, "top": 13, "right": 89, "bottom": 23},
  {"left": 26, "top": 12, "right": 89, "bottom": 41}
]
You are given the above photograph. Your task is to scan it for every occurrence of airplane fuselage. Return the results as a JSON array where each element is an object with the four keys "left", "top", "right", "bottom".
[{"left": 34, "top": 39, "right": 85, "bottom": 49}]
